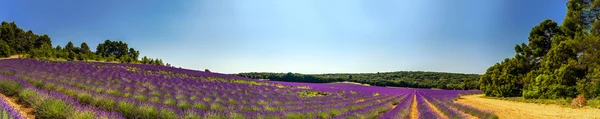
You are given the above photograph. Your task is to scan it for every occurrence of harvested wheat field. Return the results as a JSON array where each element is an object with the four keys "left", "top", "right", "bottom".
[{"left": 455, "top": 94, "right": 600, "bottom": 119}]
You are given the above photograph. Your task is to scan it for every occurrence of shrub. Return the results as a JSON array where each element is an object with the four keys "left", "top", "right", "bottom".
[
  {"left": 183, "top": 112, "right": 202, "bottom": 119},
  {"left": 163, "top": 98, "right": 176, "bottom": 106},
  {"left": 177, "top": 100, "right": 192, "bottom": 109},
  {"left": 133, "top": 94, "right": 146, "bottom": 101},
  {"left": 36, "top": 99, "right": 73, "bottom": 119},
  {"left": 0, "top": 79, "right": 23, "bottom": 96},
  {"left": 229, "top": 112, "right": 245, "bottom": 119},
  {"left": 571, "top": 94, "right": 587, "bottom": 108},
  {"left": 0, "top": 40, "right": 10, "bottom": 57},
  {"left": 75, "top": 92, "right": 93, "bottom": 105},
  {"left": 68, "top": 110, "right": 95, "bottom": 119},
  {"left": 159, "top": 108, "right": 177, "bottom": 119},
  {"left": 317, "top": 111, "right": 330, "bottom": 119},
  {"left": 192, "top": 102, "right": 208, "bottom": 110},
  {"left": 392, "top": 100, "right": 400, "bottom": 105},
  {"left": 117, "top": 101, "right": 136, "bottom": 118},
  {"left": 18, "top": 88, "right": 40, "bottom": 106},
  {"left": 588, "top": 98, "right": 600, "bottom": 109},
  {"left": 137, "top": 105, "right": 159, "bottom": 119},
  {"left": 144, "top": 96, "right": 158, "bottom": 103},
  {"left": 210, "top": 103, "right": 224, "bottom": 110}
]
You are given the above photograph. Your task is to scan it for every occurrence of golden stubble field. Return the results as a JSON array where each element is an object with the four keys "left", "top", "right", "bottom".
[{"left": 455, "top": 94, "right": 600, "bottom": 119}]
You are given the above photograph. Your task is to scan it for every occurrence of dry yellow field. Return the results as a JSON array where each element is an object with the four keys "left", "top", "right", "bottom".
[{"left": 455, "top": 94, "right": 600, "bottom": 119}]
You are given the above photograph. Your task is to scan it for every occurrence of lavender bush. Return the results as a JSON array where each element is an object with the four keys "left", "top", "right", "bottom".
[{"left": 0, "top": 95, "right": 23, "bottom": 119}]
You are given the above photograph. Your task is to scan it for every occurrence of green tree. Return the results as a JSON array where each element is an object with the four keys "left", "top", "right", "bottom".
[
  {"left": 0, "top": 40, "right": 10, "bottom": 57},
  {"left": 29, "top": 43, "right": 55, "bottom": 59},
  {"left": 80, "top": 42, "right": 91, "bottom": 53},
  {"left": 141, "top": 56, "right": 149, "bottom": 64},
  {"left": 479, "top": 58, "right": 524, "bottom": 97},
  {"left": 528, "top": 19, "right": 561, "bottom": 59},
  {"left": 34, "top": 34, "right": 51, "bottom": 49},
  {"left": 128, "top": 48, "right": 139, "bottom": 61},
  {"left": 65, "top": 41, "right": 75, "bottom": 52}
]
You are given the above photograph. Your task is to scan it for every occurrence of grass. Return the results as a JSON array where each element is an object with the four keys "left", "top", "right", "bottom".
[
  {"left": 588, "top": 98, "right": 600, "bottom": 109},
  {"left": 483, "top": 95, "right": 600, "bottom": 109},
  {"left": 484, "top": 96, "right": 571, "bottom": 106}
]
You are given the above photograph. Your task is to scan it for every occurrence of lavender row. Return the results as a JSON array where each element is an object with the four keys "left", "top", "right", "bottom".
[
  {"left": 379, "top": 90, "right": 414, "bottom": 119},
  {"left": 418, "top": 90, "right": 467, "bottom": 119},
  {"left": 0, "top": 59, "right": 410, "bottom": 118},
  {"left": 0, "top": 95, "right": 23, "bottom": 119},
  {"left": 0, "top": 59, "right": 495, "bottom": 118},
  {"left": 415, "top": 91, "right": 443, "bottom": 119},
  {"left": 0, "top": 74, "right": 124, "bottom": 119}
]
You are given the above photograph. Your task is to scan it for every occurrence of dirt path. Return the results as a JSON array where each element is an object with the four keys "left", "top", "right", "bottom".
[
  {"left": 455, "top": 94, "right": 600, "bottom": 119},
  {"left": 410, "top": 92, "right": 418, "bottom": 119},
  {"left": 0, "top": 93, "right": 35, "bottom": 119}
]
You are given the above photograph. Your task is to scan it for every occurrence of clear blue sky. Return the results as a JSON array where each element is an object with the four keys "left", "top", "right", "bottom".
[{"left": 1, "top": 0, "right": 567, "bottom": 74}]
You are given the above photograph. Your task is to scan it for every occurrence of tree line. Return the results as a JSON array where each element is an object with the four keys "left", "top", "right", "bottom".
[
  {"left": 0, "top": 21, "right": 170, "bottom": 66},
  {"left": 480, "top": 0, "right": 600, "bottom": 99},
  {"left": 237, "top": 71, "right": 480, "bottom": 90}
]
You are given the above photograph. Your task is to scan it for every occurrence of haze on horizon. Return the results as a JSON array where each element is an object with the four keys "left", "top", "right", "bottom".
[{"left": 0, "top": 0, "right": 567, "bottom": 74}]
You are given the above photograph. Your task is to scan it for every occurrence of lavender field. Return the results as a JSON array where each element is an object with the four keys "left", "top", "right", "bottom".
[
  {"left": 0, "top": 95, "right": 22, "bottom": 119},
  {"left": 0, "top": 59, "right": 497, "bottom": 119}
]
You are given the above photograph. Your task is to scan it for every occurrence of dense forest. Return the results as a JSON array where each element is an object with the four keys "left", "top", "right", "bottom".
[
  {"left": 480, "top": 0, "right": 600, "bottom": 99},
  {"left": 0, "top": 21, "right": 170, "bottom": 66},
  {"left": 237, "top": 71, "right": 480, "bottom": 90}
]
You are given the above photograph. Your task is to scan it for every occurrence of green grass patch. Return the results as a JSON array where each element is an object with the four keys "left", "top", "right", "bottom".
[
  {"left": 588, "top": 98, "right": 600, "bottom": 109},
  {"left": 484, "top": 96, "right": 571, "bottom": 106},
  {"left": 297, "top": 90, "right": 329, "bottom": 97}
]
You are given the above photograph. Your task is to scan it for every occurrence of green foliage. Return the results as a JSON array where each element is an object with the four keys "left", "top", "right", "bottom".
[
  {"left": 18, "top": 88, "right": 40, "bottom": 106},
  {"left": 0, "top": 79, "right": 23, "bottom": 96},
  {"left": 94, "top": 40, "right": 146, "bottom": 63},
  {"left": 1, "top": 21, "right": 50, "bottom": 54},
  {"left": 75, "top": 92, "right": 93, "bottom": 105},
  {"left": 117, "top": 101, "right": 136, "bottom": 118},
  {"left": 28, "top": 43, "right": 55, "bottom": 59},
  {"left": 183, "top": 112, "right": 202, "bottom": 119},
  {"left": 589, "top": 98, "right": 600, "bottom": 109},
  {"left": 0, "top": 40, "right": 10, "bottom": 57},
  {"left": 229, "top": 113, "right": 245, "bottom": 119},
  {"left": 482, "top": 0, "right": 600, "bottom": 99},
  {"left": 36, "top": 99, "right": 73, "bottom": 119},
  {"left": 141, "top": 56, "right": 165, "bottom": 66},
  {"left": 159, "top": 108, "right": 178, "bottom": 119},
  {"left": 485, "top": 95, "right": 572, "bottom": 106},
  {"left": 238, "top": 71, "right": 480, "bottom": 90},
  {"left": 0, "top": 21, "right": 172, "bottom": 64},
  {"left": 69, "top": 110, "right": 95, "bottom": 119},
  {"left": 297, "top": 90, "right": 329, "bottom": 97}
]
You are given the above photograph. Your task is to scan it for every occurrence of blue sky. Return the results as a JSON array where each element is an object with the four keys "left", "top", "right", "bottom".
[{"left": 1, "top": 0, "right": 567, "bottom": 74}]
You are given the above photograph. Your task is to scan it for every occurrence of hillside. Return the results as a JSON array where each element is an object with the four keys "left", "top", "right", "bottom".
[{"left": 237, "top": 72, "right": 480, "bottom": 90}]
